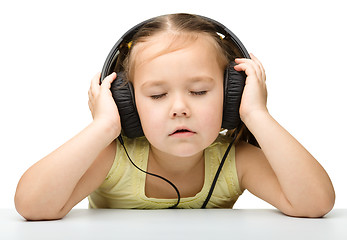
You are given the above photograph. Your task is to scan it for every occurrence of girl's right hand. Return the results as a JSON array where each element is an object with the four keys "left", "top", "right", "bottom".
[{"left": 88, "top": 72, "right": 121, "bottom": 137}]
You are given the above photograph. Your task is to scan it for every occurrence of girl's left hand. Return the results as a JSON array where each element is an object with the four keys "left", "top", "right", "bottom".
[{"left": 234, "top": 53, "right": 268, "bottom": 124}]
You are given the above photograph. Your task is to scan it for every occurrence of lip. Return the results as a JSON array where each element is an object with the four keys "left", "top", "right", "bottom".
[{"left": 169, "top": 127, "right": 196, "bottom": 137}]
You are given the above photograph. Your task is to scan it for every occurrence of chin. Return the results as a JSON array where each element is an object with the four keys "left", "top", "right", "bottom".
[
  {"left": 146, "top": 133, "right": 218, "bottom": 158},
  {"left": 165, "top": 142, "right": 208, "bottom": 158}
]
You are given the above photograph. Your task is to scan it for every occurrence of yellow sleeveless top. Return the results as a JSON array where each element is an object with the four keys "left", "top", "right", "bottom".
[{"left": 88, "top": 135, "right": 243, "bottom": 209}]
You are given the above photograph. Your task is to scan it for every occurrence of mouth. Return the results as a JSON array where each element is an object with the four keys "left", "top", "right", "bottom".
[{"left": 169, "top": 128, "right": 196, "bottom": 137}]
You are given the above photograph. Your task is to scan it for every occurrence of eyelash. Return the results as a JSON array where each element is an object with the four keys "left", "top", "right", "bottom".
[
  {"left": 190, "top": 91, "right": 207, "bottom": 96},
  {"left": 150, "top": 91, "right": 207, "bottom": 100},
  {"left": 150, "top": 93, "right": 167, "bottom": 99}
]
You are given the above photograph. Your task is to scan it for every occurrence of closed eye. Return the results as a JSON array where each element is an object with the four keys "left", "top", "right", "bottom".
[
  {"left": 150, "top": 93, "right": 167, "bottom": 99},
  {"left": 190, "top": 91, "right": 207, "bottom": 96}
]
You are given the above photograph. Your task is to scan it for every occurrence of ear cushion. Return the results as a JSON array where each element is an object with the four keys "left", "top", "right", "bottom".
[
  {"left": 110, "top": 72, "right": 144, "bottom": 138},
  {"left": 222, "top": 63, "right": 246, "bottom": 130}
]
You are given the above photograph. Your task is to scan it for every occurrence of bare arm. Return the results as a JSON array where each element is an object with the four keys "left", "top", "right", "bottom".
[
  {"left": 15, "top": 73, "right": 120, "bottom": 220},
  {"left": 234, "top": 55, "right": 335, "bottom": 217}
]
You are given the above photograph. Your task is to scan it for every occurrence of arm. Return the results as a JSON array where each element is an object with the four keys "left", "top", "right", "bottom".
[
  {"left": 15, "top": 73, "right": 120, "bottom": 220},
  {"left": 234, "top": 55, "right": 335, "bottom": 217}
]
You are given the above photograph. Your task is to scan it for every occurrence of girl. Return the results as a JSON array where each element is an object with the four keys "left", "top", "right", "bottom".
[{"left": 15, "top": 13, "right": 335, "bottom": 220}]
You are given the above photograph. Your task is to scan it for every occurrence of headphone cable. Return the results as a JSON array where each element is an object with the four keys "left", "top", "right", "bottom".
[
  {"left": 118, "top": 124, "right": 240, "bottom": 209},
  {"left": 118, "top": 136, "right": 181, "bottom": 209},
  {"left": 201, "top": 124, "right": 242, "bottom": 208}
]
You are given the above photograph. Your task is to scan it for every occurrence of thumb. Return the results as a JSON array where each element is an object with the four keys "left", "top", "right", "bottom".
[{"left": 101, "top": 72, "right": 117, "bottom": 90}]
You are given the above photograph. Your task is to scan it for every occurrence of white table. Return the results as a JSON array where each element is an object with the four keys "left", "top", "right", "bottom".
[{"left": 1, "top": 208, "right": 346, "bottom": 239}]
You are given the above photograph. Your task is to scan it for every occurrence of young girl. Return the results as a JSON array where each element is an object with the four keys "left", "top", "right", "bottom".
[{"left": 15, "top": 13, "right": 335, "bottom": 220}]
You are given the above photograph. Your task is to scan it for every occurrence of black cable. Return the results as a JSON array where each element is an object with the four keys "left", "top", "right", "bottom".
[
  {"left": 118, "top": 124, "right": 240, "bottom": 210},
  {"left": 201, "top": 124, "right": 242, "bottom": 208},
  {"left": 118, "top": 136, "right": 181, "bottom": 209}
]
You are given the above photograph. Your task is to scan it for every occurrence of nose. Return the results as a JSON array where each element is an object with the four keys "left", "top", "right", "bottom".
[{"left": 170, "top": 93, "right": 191, "bottom": 118}]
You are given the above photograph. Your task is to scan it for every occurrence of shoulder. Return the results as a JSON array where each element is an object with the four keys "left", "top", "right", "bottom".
[
  {"left": 210, "top": 134, "right": 233, "bottom": 148},
  {"left": 235, "top": 141, "right": 263, "bottom": 160},
  {"left": 118, "top": 135, "right": 149, "bottom": 149},
  {"left": 95, "top": 136, "right": 148, "bottom": 188},
  {"left": 235, "top": 141, "right": 267, "bottom": 191},
  {"left": 111, "top": 135, "right": 149, "bottom": 171},
  {"left": 206, "top": 135, "right": 236, "bottom": 161},
  {"left": 92, "top": 139, "right": 117, "bottom": 169}
]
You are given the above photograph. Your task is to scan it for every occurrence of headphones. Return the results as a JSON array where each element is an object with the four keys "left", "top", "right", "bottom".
[{"left": 100, "top": 14, "right": 249, "bottom": 138}]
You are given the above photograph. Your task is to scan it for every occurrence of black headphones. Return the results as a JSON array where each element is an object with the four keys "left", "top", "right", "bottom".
[{"left": 100, "top": 14, "right": 249, "bottom": 138}]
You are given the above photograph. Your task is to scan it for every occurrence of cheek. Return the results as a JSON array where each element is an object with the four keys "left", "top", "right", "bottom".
[
  {"left": 201, "top": 90, "right": 224, "bottom": 126},
  {"left": 135, "top": 98, "right": 164, "bottom": 135},
  {"left": 199, "top": 103, "right": 223, "bottom": 130}
]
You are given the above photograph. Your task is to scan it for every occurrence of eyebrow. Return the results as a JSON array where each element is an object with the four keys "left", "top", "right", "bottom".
[
  {"left": 188, "top": 76, "right": 215, "bottom": 84},
  {"left": 140, "top": 80, "right": 168, "bottom": 90},
  {"left": 140, "top": 76, "right": 215, "bottom": 89}
]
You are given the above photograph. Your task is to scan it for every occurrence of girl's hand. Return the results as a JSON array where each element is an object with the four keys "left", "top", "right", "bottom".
[
  {"left": 234, "top": 54, "right": 268, "bottom": 124},
  {"left": 88, "top": 72, "right": 121, "bottom": 137}
]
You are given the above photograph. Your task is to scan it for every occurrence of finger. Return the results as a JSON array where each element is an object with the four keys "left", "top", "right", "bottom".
[
  {"left": 91, "top": 72, "right": 101, "bottom": 89},
  {"left": 235, "top": 57, "right": 262, "bottom": 82},
  {"left": 234, "top": 57, "right": 248, "bottom": 64},
  {"left": 250, "top": 53, "right": 263, "bottom": 70},
  {"left": 100, "top": 72, "right": 117, "bottom": 90},
  {"left": 91, "top": 72, "right": 101, "bottom": 91},
  {"left": 88, "top": 99, "right": 92, "bottom": 111},
  {"left": 88, "top": 83, "right": 96, "bottom": 101},
  {"left": 88, "top": 100, "right": 94, "bottom": 118},
  {"left": 88, "top": 88, "right": 92, "bottom": 101},
  {"left": 250, "top": 53, "right": 266, "bottom": 81},
  {"left": 89, "top": 72, "right": 101, "bottom": 98},
  {"left": 234, "top": 62, "right": 260, "bottom": 82}
]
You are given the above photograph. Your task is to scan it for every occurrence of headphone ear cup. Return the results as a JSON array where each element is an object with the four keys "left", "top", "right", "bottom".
[
  {"left": 222, "top": 63, "right": 246, "bottom": 130},
  {"left": 110, "top": 72, "right": 144, "bottom": 138}
]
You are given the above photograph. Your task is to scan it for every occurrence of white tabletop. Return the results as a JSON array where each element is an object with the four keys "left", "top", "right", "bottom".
[{"left": 1, "top": 208, "right": 346, "bottom": 240}]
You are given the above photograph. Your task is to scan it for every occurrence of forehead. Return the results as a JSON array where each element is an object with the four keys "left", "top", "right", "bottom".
[
  {"left": 130, "top": 32, "right": 224, "bottom": 74},
  {"left": 131, "top": 33, "right": 226, "bottom": 89}
]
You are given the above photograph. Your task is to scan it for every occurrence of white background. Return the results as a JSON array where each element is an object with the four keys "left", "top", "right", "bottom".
[{"left": 1, "top": 0, "right": 346, "bottom": 210}]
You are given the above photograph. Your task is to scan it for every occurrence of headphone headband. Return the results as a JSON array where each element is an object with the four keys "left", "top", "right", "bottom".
[
  {"left": 100, "top": 14, "right": 257, "bottom": 141},
  {"left": 199, "top": 15, "right": 250, "bottom": 59},
  {"left": 100, "top": 14, "right": 250, "bottom": 81}
]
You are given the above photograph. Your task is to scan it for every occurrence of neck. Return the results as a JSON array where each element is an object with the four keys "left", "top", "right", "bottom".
[{"left": 148, "top": 145, "right": 204, "bottom": 177}]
